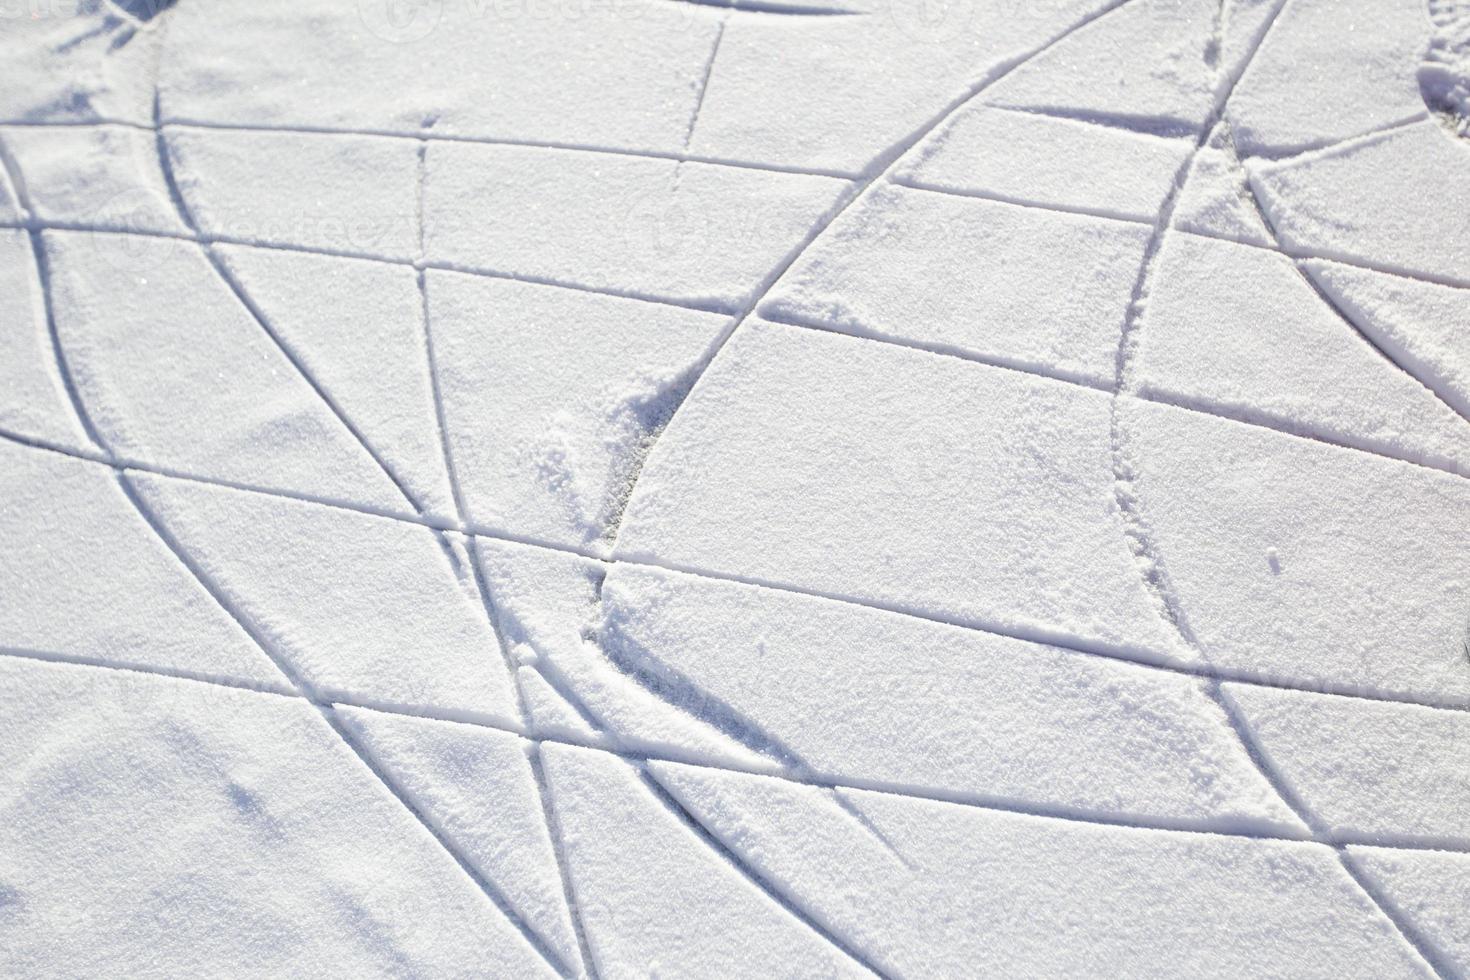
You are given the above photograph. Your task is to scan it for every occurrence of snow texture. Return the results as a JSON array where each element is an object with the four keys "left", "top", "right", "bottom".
[{"left": 2, "top": 0, "right": 1468, "bottom": 975}]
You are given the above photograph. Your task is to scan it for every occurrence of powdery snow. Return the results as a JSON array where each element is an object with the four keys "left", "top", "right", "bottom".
[
  {"left": 425, "top": 274, "right": 726, "bottom": 547},
  {"left": 422, "top": 142, "right": 848, "bottom": 310},
  {"left": 765, "top": 185, "right": 1150, "bottom": 383},
  {"left": 0, "top": 442, "right": 282, "bottom": 688},
  {"left": 1170, "top": 138, "right": 1274, "bottom": 244},
  {"left": 128, "top": 472, "right": 524, "bottom": 722},
  {"left": 41, "top": 229, "right": 406, "bottom": 511},
  {"left": 1247, "top": 121, "right": 1470, "bottom": 286},
  {"left": 0, "top": 658, "right": 559, "bottom": 979},
  {"left": 616, "top": 319, "right": 1183, "bottom": 660},
  {"left": 542, "top": 743, "right": 868, "bottom": 978},
  {"left": 0, "top": 229, "right": 95, "bottom": 452},
  {"left": 1223, "top": 686, "right": 1470, "bottom": 847},
  {"left": 1122, "top": 396, "right": 1470, "bottom": 703},
  {"left": 900, "top": 104, "right": 1194, "bottom": 222},
  {"left": 2, "top": 0, "right": 1468, "bottom": 975},
  {"left": 1226, "top": 0, "right": 1430, "bottom": 155},
  {"left": 649, "top": 760, "right": 1428, "bottom": 977},
  {"left": 477, "top": 539, "right": 775, "bottom": 770},
  {"left": 164, "top": 126, "right": 422, "bottom": 260},
  {"left": 0, "top": 122, "right": 187, "bottom": 236},
  {"left": 336, "top": 707, "right": 587, "bottom": 974},
  {"left": 601, "top": 563, "right": 1304, "bottom": 834},
  {"left": 1134, "top": 231, "right": 1470, "bottom": 474},
  {"left": 213, "top": 245, "right": 460, "bottom": 521},
  {"left": 1307, "top": 258, "right": 1470, "bottom": 420},
  {"left": 1349, "top": 848, "right": 1470, "bottom": 977}
]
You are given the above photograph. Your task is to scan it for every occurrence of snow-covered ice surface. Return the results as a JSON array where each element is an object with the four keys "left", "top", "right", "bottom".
[{"left": 2, "top": 0, "right": 1469, "bottom": 976}]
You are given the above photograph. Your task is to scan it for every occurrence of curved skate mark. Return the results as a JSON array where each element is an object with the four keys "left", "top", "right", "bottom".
[
  {"left": 11, "top": 642, "right": 1470, "bottom": 857},
  {"left": 417, "top": 115, "right": 599, "bottom": 978},
  {"left": 1225, "top": 111, "right": 1467, "bottom": 977},
  {"left": 1112, "top": 1, "right": 1455, "bottom": 972},
  {"left": 1237, "top": 133, "right": 1470, "bottom": 429},
  {"left": 0, "top": 131, "right": 109, "bottom": 458},
  {"left": 638, "top": 763, "right": 889, "bottom": 978},
  {"left": 2, "top": 135, "right": 575, "bottom": 979},
  {"left": 486, "top": 593, "right": 890, "bottom": 974},
  {"left": 592, "top": 359, "right": 708, "bottom": 547},
  {"left": 1110, "top": 153, "right": 1247, "bottom": 649},
  {"left": 152, "top": 97, "right": 445, "bottom": 517},
  {"left": 138, "top": 33, "right": 571, "bottom": 967},
  {"left": 155, "top": 119, "right": 480, "bottom": 583},
  {"left": 6, "top": 420, "right": 1470, "bottom": 718},
  {"left": 146, "top": 9, "right": 451, "bottom": 530},
  {"left": 1107, "top": 0, "right": 1291, "bottom": 653},
  {"left": 597, "top": 586, "right": 913, "bottom": 865},
  {"left": 606, "top": 0, "right": 1140, "bottom": 550},
  {"left": 550, "top": 0, "right": 1168, "bottom": 941},
  {"left": 499, "top": 567, "right": 899, "bottom": 957},
  {"left": 582, "top": 0, "right": 1149, "bottom": 900},
  {"left": 598, "top": 599, "right": 805, "bottom": 768},
  {"left": 152, "top": 30, "right": 479, "bottom": 587},
  {"left": 1216, "top": 684, "right": 1462, "bottom": 978}
]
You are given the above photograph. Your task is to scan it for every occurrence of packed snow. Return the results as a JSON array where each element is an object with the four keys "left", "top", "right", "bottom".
[{"left": 2, "top": 0, "right": 1468, "bottom": 976}]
